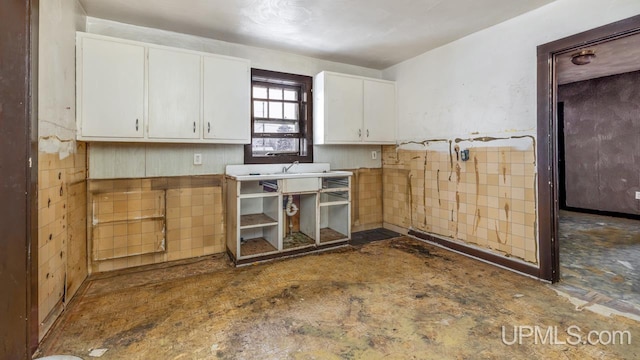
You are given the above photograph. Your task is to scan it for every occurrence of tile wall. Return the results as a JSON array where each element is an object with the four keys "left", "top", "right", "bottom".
[
  {"left": 89, "top": 169, "right": 382, "bottom": 273},
  {"left": 350, "top": 168, "right": 384, "bottom": 232},
  {"left": 88, "top": 176, "right": 225, "bottom": 273},
  {"left": 382, "top": 140, "right": 538, "bottom": 264},
  {"left": 38, "top": 143, "right": 87, "bottom": 339}
]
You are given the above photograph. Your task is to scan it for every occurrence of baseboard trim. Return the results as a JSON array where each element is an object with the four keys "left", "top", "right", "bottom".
[{"left": 407, "top": 229, "right": 540, "bottom": 279}]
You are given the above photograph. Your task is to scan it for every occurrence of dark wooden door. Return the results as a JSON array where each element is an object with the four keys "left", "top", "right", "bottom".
[{"left": 0, "top": 0, "right": 39, "bottom": 358}]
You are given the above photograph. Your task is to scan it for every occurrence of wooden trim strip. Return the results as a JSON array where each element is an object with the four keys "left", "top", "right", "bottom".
[{"left": 408, "top": 230, "right": 540, "bottom": 278}]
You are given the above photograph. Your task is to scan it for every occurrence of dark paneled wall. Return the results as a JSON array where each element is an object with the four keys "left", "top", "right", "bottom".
[{"left": 559, "top": 71, "right": 640, "bottom": 215}]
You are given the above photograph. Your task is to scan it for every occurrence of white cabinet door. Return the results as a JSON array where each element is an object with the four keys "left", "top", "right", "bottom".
[
  {"left": 79, "top": 37, "right": 144, "bottom": 138},
  {"left": 324, "top": 73, "right": 363, "bottom": 143},
  {"left": 148, "top": 48, "right": 201, "bottom": 139},
  {"left": 363, "top": 79, "right": 396, "bottom": 143},
  {"left": 203, "top": 56, "right": 250, "bottom": 143}
]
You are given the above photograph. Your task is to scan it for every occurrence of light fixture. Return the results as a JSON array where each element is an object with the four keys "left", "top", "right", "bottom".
[{"left": 570, "top": 50, "right": 596, "bottom": 65}]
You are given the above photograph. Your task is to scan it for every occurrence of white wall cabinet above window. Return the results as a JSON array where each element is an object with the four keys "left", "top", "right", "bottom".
[
  {"left": 76, "top": 32, "right": 251, "bottom": 144},
  {"left": 313, "top": 71, "right": 396, "bottom": 145}
]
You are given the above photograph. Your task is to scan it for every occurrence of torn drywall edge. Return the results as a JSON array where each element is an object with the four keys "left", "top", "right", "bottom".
[
  {"left": 39, "top": 136, "right": 77, "bottom": 159},
  {"left": 396, "top": 129, "right": 536, "bottom": 152},
  {"left": 39, "top": 118, "right": 76, "bottom": 141}
]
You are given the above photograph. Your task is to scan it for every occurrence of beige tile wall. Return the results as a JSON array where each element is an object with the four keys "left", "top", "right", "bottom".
[
  {"left": 66, "top": 182, "right": 87, "bottom": 303},
  {"left": 165, "top": 185, "right": 225, "bottom": 260},
  {"left": 92, "top": 187, "right": 165, "bottom": 261},
  {"left": 382, "top": 142, "right": 537, "bottom": 264},
  {"left": 88, "top": 176, "right": 225, "bottom": 273},
  {"left": 350, "top": 168, "right": 384, "bottom": 232},
  {"left": 38, "top": 142, "right": 87, "bottom": 339},
  {"left": 89, "top": 170, "right": 381, "bottom": 273}
]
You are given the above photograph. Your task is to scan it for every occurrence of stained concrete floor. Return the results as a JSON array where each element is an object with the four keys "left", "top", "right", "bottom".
[
  {"left": 38, "top": 237, "right": 639, "bottom": 359},
  {"left": 557, "top": 211, "right": 640, "bottom": 318}
]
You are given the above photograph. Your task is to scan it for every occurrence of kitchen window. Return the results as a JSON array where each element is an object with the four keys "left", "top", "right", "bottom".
[{"left": 245, "top": 69, "right": 313, "bottom": 164}]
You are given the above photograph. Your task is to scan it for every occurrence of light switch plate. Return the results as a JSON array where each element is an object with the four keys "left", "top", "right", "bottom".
[
  {"left": 371, "top": 151, "right": 377, "bottom": 160},
  {"left": 193, "top": 153, "right": 202, "bottom": 165},
  {"left": 635, "top": 191, "right": 640, "bottom": 200}
]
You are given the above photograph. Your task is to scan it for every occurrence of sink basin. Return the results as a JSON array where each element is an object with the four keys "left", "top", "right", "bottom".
[{"left": 281, "top": 177, "right": 320, "bottom": 193}]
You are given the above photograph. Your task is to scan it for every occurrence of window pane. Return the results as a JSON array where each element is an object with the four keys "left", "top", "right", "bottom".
[
  {"left": 283, "top": 89, "right": 298, "bottom": 101},
  {"left": 252, "top": 138, "right": 299, "bottom": 156},
  {"left": 269, "top": 101, "right": 283, "bottom": 119},
  {"left": 253, "top": 101, "right": 267, "bottom": 118},
  {"left": 248, "top": 69, "right": 312, "bottom": 164},
  {"left": 254, "top": 121, "right": 299, "bottom": 134},
  {"left": 268, "top": 87, "right": 283, "bottom": 100},
  {"left": 251, "top": 138, "right": 275, "bottom": 156},
  {"left": 273, "top": 138, "right": 299, "bottom": 153},
  {"left": 283, "top": 103, "right": 299, "bottom": 120},
  {"left": 253, "top": 86, "right": 267, "bottom": 99}
]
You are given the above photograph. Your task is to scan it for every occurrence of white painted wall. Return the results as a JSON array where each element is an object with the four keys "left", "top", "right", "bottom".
[
  {"left": 383, "top": 0, "right": 640, "bottom": 142},
  {"left": 39, "top": 0, "right": 86, "bottom": 157},
  {"left": 85, "top": 17, "right": 382, "bottom": 178}
]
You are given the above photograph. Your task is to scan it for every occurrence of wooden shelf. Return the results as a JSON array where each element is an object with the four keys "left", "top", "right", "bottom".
[
  {"left": 283, "top": 232, "right": 316, "bottom": 250},
  {"left": 319, "top": 227, "right": 348, "bottom": 243},
  {"left": 240, "top": 213, "right": 278, "bottom": 229},
  {"left": 240, "top": 237, "right": 278, "bottom": 257}
]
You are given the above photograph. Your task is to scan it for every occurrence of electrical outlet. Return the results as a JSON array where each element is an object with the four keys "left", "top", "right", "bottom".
[
  {"left": 636, "top": 191, "right": 640, "bottom": 200},
  {"left": 371, "top": 151, "right": 377, "bottom": 160},
  {"left": 193, "top": 153, "right": 202, "bottom": 165}
]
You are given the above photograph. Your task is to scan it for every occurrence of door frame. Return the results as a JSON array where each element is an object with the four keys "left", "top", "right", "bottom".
[
  {"left": 0, "top": 0, "right": 39, "bottom": 358},
  {"left": 536, "top": 14, "right": 640, "bottom": 282}
]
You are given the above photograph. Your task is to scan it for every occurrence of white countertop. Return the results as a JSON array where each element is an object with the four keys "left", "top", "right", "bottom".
[
  {"left": 225, "top": 163, "right": 352, "bottom": 181},
  {"left": 229, "top": 171, "right": 353, "bottom": 181}
]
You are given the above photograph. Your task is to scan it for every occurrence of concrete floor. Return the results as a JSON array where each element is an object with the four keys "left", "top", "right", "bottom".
[
  {"left": 558, "top": 211, "right": 640, "bottom": 318},
  {"left": 37, "top": 237, "right": 639, "bottom": 359}
]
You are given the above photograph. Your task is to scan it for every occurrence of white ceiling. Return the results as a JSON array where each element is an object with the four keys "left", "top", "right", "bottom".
[
  {"left": 79, "top": 0, "right": 555, "bottom": 69},
  {"left": 557, "top": 32, "right": 640, "bottom": 85}
]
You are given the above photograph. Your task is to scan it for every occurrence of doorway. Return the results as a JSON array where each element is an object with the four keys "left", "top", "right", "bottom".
[{"left": 537, "top": 15, "right": 640, "bottom": 315}]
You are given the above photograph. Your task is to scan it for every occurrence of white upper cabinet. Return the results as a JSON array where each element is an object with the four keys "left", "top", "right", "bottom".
[
  {"left": 78, "top": 36, "right": 145, "bottom": 138},
  {"left": 75, "top": 32, "right": 250, "bottom": 143},
  {"left": 363, "top": 79, "right": 396, "bottom": 143},
  {"left": 203, "top": 55, "right": 250, "bottom": 143},
  {"left": 148, "top": 48, "right": 201, "bottom": 139},
  {"left": 314, "top": 71, "right": 396, "bottom": 145},
  {"left": 322, "top": 73, "right": 363, "bottom": 143}
]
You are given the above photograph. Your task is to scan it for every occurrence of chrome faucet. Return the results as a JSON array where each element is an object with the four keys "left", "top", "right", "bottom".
[{"left": 283, "top": 161, "right": 299, "bottom": 173}]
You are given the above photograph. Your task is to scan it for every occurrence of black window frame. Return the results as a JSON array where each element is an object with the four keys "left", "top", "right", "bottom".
[{"left": 244, "top": 68, "right": 313, "bottom": 164}]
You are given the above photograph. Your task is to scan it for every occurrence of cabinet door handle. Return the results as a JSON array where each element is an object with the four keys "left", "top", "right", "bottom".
[
  {"left": 193, "top": 121, "right": 196, "bottom": 133},
  {"left": 366, "top": 129, "right": 369, "bottom": 137},
  {"left": 135, "top": 119, "right": 139, "bottom": 131},
  {"left": 208, "top": 122, "right": 211, "bottom": 133},
  {"left": 358, "top": 129, "right": 362, "bottom": 138}
]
